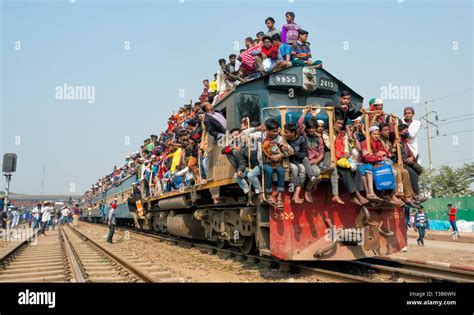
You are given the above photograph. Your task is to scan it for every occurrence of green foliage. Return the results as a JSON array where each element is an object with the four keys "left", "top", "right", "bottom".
[{"left": 421, "top": 163, "right": 474, "bottom": 197}]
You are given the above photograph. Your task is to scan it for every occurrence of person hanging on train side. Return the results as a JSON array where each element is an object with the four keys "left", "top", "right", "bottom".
[
  {"left": 284, "top": 123, "right": 310, "bottom": 204},
  {"left": 334, "top": 91, "right": 363, "bottom": 142},
  {"left": 297, "top": 109, "right": 335, "bottom": 203},
  {"left": 400, "top": 106, "right": 421, "bottom": 162},
  {"left": 200, "top": 102, "right": 227, "bottom": 141},
  {"left": 359, "top": 125, "right": 405, "bottom": 207},
  {"left": 262, "top": 119, "right": 288, "bottom": 209},
  {"left": 393, "top": 124, "right": 423, "bottom": 202},
  {"left": 379, "top": 123, "right": 421, "bottom": 209},
  {"left": 324, "top": 113, "right": 368, "bottom": 206},
  {"left": 221, "top": 128, "right": 264, "bottom": 204}
]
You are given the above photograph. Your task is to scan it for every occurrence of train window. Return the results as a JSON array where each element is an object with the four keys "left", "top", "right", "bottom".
[
  {"left": 237, "top": 93, "right": 261, "bottom": 127},
  {"left": 263, "top": 93, "right": 299, "bottom": 123},
  {"left": 306, "top": 96, "right": 334, "bottom": 127}
]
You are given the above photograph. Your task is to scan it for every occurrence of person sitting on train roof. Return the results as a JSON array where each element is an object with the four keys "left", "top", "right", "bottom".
[
  {"left": 216, "top": 58, "right": 229, "bottom": 92},
  {"left": 281, "top": 11, "right": 300, "bottom": 45},
  {"left": 239, "top": 40, "right": 262, "bottom": 79},
  {"left": 253, "top": 36, "right": 279, "bottom": 74},
  {"left": 200, "top": 102, "right": 227, "bottom": 140},
  {"left": 324, "top": 113, "right": 368, "bottom": 206},
  {"left": 297, "top": 107, "right": 335, "bottom": 203},
  {"left": 360, "top": 126, "right": 405, "bottom": 207},
  {"left": 256, "top": 31, "right": 265, "bottom": 45},
  {"left": 271, "top": 34, "right": 292, "bottom": 72},
  {"left": 262, "top": 118, "right": 288, "bottom": 209},
  {"left": 208, "top": 73, "right": 218, "bottom": 94},
  {"left": 290, "top": 29, "right": 322, "bottom": 68},
  {"left": 226, "top": 54, "right": 246, "bottom": 85},
  {"left": 265, "top": 17, "right": 281, "bottom": 37},
  {"left": 379, "top": 123, "right": 420, "bottom": 209},
  {"left": 283, "top": 123, "right": 309, "bottom": 204},
  {"left": 199, "top": 79, "right": 210, "bottom": 103}
]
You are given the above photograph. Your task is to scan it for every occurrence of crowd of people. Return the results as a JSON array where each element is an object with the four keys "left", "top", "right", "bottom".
[
  {"left": 82, "top": 11, "right": 323, "bottom": 203},
  {"left": 222, "top": 95, "right": 428, "bottom": 209},
  {"left": 81, "top": 12, "right": 427, "bottom": 214}
]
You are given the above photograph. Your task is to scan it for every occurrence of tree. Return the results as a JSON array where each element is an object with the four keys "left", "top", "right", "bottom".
[{"left": 423, "top": 163, "right": 474, "bottom": 198}]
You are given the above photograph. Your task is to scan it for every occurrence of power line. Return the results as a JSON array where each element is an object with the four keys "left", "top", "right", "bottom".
[
  {"left": 435, "top": 117, "right": 474, "bottom": 126},
  {"left": 439, "top": 113, "right": 474, "bottom": 122},
  {"left": 414, "top": 88, "right": 474, "bottom": 107},
  {"left": 422, "top": 117, "right": 474, "bottom": 129},
  {"left": 419, "top": 129, "right": 474, "bottom": 141}
]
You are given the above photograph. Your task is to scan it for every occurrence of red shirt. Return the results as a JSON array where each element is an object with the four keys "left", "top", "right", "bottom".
[
  {"left": 449, "top": 208, "right": 457, "bottom": 221},
  {"left": 261, "top": 44, "right": 278, "bottom": 60}
]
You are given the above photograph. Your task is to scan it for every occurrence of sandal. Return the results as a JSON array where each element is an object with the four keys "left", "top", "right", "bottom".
[
  {"left": 266, "top": 195, "right": 277, "bottom": 206},
  {"left": 276, "top": 199, "right": 284, "bottom": 209}
]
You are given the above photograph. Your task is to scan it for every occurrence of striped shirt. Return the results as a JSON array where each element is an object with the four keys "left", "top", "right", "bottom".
[
  {"left": 240, "top": 44, "right": 262, "bottom": 69},
  {"left": 291, "top": 41, "right": 312, "bottom": 61},
  {"left": 414, "top": 212, "right": 428, "bottom": 228}
]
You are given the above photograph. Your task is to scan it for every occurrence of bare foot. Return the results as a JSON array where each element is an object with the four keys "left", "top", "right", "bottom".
[
  {"left": 305, "top": 192, "right": 313, "bottom": 203},
  {"left": 332, "top": 195, "right": 345, "bottom": 205},
  {"left": 357, "top": 195, "right": 370, "bottom": 205},
  {"left": 292, "top": 197, "right": 304, "bottom": 204},
  {"left": 350, "top": 196, "right": 362, "bottom": 206},
  {"left": 366, "top": 194, "right": 383, "bottom": 201}
]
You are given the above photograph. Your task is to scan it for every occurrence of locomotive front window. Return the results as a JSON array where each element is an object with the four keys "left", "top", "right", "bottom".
[
  {"left": 306, "top": 96, "right": 334, "bottom": 127},
  {"left": 237, "top": 93, "right": 261, "bottom": 127}
]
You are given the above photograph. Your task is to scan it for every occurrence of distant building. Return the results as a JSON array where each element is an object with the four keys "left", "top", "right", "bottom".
[{"left": 0, "top": 193, "right": 81, "bottom": 209}]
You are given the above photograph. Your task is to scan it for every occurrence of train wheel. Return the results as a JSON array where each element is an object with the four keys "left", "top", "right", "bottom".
[
  {"left": 216, "top": 238, "right": 226, "bottom": 249},
  {"left": 239, "top": 236, "right": 256, "bottom": 255}
]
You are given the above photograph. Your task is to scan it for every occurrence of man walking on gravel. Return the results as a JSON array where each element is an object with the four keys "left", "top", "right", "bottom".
[{"left": 107, "top": 203, "right": 117, "bottom": 244}]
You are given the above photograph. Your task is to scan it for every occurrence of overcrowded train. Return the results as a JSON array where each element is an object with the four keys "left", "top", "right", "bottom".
[{"left": 81, "top": 64, "right": 409, "bottom": 261}]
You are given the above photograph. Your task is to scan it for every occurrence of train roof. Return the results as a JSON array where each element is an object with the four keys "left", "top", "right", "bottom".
[{"left": 214, "top": 65, "right": 364, "bottom": 108}]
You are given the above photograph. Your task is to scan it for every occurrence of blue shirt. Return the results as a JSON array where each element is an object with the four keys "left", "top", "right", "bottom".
[{"left": 278, "top": 43, "right": 292, "bottom": 61}]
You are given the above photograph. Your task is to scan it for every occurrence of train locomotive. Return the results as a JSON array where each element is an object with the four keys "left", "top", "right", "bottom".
[{"left": 82, "top": 65, "right": 407, "bottom": 261}]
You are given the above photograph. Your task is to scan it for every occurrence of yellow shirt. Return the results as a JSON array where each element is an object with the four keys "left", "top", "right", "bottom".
[
  {"left": 168, "top": 148, "right": 182, "bottom": 173},
  {"left": 209, "top": 80, "right": 217, "bottom": 93}
]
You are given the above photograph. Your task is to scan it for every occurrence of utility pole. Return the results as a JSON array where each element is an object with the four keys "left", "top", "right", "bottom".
[
  {"left": 425, "top": 102, "right": 433, "bottom": 170},
  {"left": 420, "top": 104, "right": 438, "bottom": 196},
  {"left": 420, "top": 103, "right": 439, "bottom": 171}
]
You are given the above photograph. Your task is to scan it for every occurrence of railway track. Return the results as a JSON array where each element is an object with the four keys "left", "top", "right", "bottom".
[
  {"left": 0, "top": 225, "right": 182, "bottom": 283},
  {"left": 353, "top": 257, "right": 474, "bottom": 283},
  {"left": 79, "top": 221, "right": 378, "bottom": 283},
  {"left": 80, "top": 221, "right": 474, "bottom": 283}
]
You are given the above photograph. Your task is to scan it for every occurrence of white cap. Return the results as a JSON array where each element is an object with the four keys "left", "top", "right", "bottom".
[
  {"left": 373, "top": 98, "right": 383, "bottom": 105},
  {"left": 369, "top": 125, "right": 379, "bottom": 133}
]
